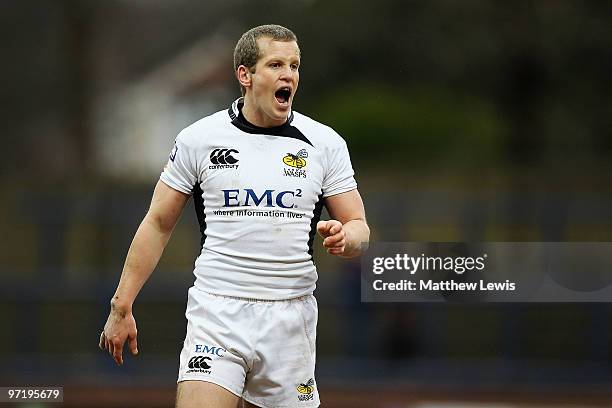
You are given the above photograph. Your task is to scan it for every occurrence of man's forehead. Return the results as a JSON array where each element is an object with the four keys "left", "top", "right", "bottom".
[{"left": 257, "top": 37, "right": 300, "bottom": 58}]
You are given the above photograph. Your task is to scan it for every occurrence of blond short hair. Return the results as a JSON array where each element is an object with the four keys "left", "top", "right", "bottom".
[{"left": 233, "top": 24, "right": 299, "bottom": 96}]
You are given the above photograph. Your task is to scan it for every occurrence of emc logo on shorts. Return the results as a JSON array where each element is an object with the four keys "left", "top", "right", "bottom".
[{"left": 194, "top": 344, "right": 226, "bottom": 357}]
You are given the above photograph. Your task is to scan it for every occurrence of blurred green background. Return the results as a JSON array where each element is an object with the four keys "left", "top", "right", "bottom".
[{"left": 1, "top": 1, "right": 612, "bottom": 407}]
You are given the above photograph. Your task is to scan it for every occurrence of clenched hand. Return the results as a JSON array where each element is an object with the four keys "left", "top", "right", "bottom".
[{"left": 317, "top": 220, "right": 346, "bottom": 256}]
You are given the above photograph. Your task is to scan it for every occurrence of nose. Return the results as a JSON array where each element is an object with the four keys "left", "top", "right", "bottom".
[{"left": 279, "top": 65, "right": 295, "bottom": 81}]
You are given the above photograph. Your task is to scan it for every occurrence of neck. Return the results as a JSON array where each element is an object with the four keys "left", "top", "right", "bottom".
[{"left": 241, "top": 95, "right": 288, "bottom": 128}]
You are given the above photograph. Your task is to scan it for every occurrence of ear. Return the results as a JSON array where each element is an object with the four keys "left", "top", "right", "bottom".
[{"left": 237, "top": 65, "right": 252, "bottom": 90}]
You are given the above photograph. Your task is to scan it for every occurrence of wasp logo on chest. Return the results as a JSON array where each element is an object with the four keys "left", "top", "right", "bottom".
[{"left": 283, "top": 149, "right": 308, "bottom": 178}]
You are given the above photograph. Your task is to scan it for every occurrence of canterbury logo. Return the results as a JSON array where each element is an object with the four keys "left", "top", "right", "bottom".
[
  {"left": 283, "top": 149, "right": 308, "bottom": 168},
  {"left": 297, "top": 378, "right": 315, "bottom": 395},
  {"left": 188, "top": 356, "right": 212, "bottom": 369},
  {"left": 210, "top": 148, "right": 239, "bottom": 165}
]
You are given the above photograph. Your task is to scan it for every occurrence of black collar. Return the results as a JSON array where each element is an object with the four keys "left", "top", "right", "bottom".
[{"left": 227, "top": 98, "right": 312, "bottom": 147}]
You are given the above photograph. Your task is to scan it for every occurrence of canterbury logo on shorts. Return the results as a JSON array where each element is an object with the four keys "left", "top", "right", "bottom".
[{"left": 188, "top": 356, "right": 212, "bottom": 369}]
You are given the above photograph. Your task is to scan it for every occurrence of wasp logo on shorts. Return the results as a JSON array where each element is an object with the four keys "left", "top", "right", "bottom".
[
  {"left": 283, "top": 149, "right": 308, "bottom": 178},
  {"left": 209, "top": 148, "right": 239, "bottom": 170},
  {"left": 297, "top": 378, "right": 315, "bottom": 401},
  {"left": 186, "top": 356, "right": 212, "bottom": 374}
]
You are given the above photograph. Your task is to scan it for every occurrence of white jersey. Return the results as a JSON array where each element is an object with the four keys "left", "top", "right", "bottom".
[{"left": 161, "top": 98, "right": 357, "bottom": 299}]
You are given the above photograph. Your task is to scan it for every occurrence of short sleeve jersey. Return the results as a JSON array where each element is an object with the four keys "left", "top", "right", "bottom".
[{"left": 161, "top": 98, "right": 357, "bottom": 299}]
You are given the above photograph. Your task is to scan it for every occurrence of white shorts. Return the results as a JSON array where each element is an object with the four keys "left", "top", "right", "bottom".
[{"left": 177, "top": 286, "right": 320, "bottom": 408}]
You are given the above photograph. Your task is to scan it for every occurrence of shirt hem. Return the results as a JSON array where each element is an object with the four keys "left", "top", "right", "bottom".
[
  {"left": 322, "top": 185, "right": 357, "bottom": 198},
  {"left": 192, "top": 283, "right": 315, "bottom": 302},
  {"left": 159, "top": 175, "right": 193, "bottom": 195}
]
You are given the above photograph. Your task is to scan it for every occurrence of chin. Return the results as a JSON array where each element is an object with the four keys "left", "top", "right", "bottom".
[
  {"left": 272, "top": 107, "right": 289, "bottom": 119},
  {"left": 275, "top": 105, "right": 291, "bottom": 115}
]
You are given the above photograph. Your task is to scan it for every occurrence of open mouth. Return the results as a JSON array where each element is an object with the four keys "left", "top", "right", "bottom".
[{"left": 275, "top": 87, "right": 292, "bottom": 105}]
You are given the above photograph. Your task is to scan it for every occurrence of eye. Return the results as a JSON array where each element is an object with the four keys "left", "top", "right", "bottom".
[
  {"left": 270, "top": 62, "right": 280, "bottom": 68},
  {"left": 291, "top": 64, "right": 299, "bottom": 71}
]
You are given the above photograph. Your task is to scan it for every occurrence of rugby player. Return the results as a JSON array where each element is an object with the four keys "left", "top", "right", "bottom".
[{"left": 99, "top": 24, "right": 369, "bottom": 408}]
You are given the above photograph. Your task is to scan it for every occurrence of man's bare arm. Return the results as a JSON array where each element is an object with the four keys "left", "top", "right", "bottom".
[
  {"left": 99, "top": 180, "right": 190, "bottom": 365},
  {"left": 317, "top": 189, "right": 369, "bottom": 258}
]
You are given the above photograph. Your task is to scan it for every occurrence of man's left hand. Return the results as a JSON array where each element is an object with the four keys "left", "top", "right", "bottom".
[{"left": 317, "top": 220, "right": 346, "bottom": 256}]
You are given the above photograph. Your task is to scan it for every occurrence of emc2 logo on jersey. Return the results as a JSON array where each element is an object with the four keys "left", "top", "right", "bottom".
[{"left": 222, "top": 188, "right": 303, "bottom": 209}]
